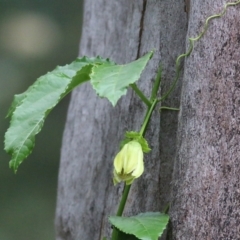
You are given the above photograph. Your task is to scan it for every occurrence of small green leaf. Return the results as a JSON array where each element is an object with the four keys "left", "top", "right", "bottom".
[
  {"left": 4, "top": 56, "right": 112, "bottom": 172},
  {"left": 120, "top": 131, "right": 151, "bottom": 153},
  {"left": 109, "top": 212, "right": 169, "bottom": 240},
  {"left": 90, "top": 51, "right": 153, "bottom": 106},
  {"left": 125, "top": 131, "right": 141, "bottom": 139},
  {"left": 137, "top": 137, "right": 151, "bottom": 153}
]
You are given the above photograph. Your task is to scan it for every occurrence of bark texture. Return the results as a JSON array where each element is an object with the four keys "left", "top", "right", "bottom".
[
  {"left": 55, "top": 0, "right": 187, "bottom": 239},
  {"left": 171, "top": 1, "right": 240, "bottom": 239}
]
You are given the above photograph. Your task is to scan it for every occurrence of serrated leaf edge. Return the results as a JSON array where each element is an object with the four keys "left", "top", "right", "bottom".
[
  {"left": 90, "top": 51, "right": 153, "bottom": 106},
  {"left": 5, "top": 78, "right": 70, "bottom": 171},
  {"left": 109, "top": 212, "right": 169, "bottom": 240},
  {"left": 5, "top": 56, "right": 114, "bottom": 171}
]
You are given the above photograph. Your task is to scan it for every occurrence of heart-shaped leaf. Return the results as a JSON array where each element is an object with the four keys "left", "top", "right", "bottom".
[{"left": 109, "top": 212, "right": 169, "bottom": 240}]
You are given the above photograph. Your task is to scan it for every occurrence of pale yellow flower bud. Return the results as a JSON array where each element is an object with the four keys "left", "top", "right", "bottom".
[{"left": 113, "top": 141, "right": 144, "bottom": 185}]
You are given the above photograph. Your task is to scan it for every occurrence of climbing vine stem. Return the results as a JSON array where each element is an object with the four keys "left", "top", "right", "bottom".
[
  {"left": 111, "top": 184, "right": 131, "bottom": 240},
  {"left": 111, "top": 2, "right": 240, "bottom": 239},
  {"left": 139, "top": 98, "right": 158, "bottom": 136},
  {"left": 130, "top": 83, "right": 151, "bottom": 107},
  {"left": 159, "top": 0, "right": 240, "bottom": 103},
  {"left": 111, "top": 96, "right": 159, "bottom": 240}
]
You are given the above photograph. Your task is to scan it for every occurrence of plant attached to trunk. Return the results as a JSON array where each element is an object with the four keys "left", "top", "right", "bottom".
[{"left": 4, "top": 1, "right": 240, "bottom": 239}]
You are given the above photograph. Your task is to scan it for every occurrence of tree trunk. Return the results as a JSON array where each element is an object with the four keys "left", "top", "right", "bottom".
[
  {"left": 55, "top": 0, "right": 240, "bottom": 239},
  {"left": 55, "top": 0, "right": 187, "bottom": 239},
  {"left": 171, "top": 1, "right": 240, "bottom": 239}
]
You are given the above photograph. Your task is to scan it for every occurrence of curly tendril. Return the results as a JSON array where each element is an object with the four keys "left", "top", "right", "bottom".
[{"left": 158, "top": 0, "right": 240, "bottom": 102}]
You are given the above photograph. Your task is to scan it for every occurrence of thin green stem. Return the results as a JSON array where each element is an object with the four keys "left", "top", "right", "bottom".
[
  {"left": 160, "top": 106, "right": 179, "bottom": 111},
  {"left": 163, "top": 203, "right": 170, "bottom": 214},
  {"left": 111, "top": 99, "right": 159, "bottom": 240},
  {"left": 111, "top": 227, "right": 119, "bottom": 240},
  {"left": 130, "top": 83, "right": 151, "bottom": 107},
  {"left": 111, "top": 184, "right": 131, "bottom": 240},
  {"left": 116, "top": 184, "right": 131, "bottom": 216},
  {"left": 159, "top": 0, "right": 240, "bottom": 103},
  {"left": 150, "top": 66, "right": 162, "bottom": 102},
  {"left": 139, "top": 98, "right": 158, "bottom": 136}
]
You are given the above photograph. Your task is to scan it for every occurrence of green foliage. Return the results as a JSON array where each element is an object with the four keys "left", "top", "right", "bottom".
[
  {"left": 4, "top": 53, "right": 153, "bottom": 172},
  {"left": 109, "top": 212, "right": 169, "bottom": 240},
  {"left": 120, "top": 131, "right": 151, "bottom": 153},
  {"left": 90, "top": 51, "right": 153, "bottom": 106},
  {"left": 4, "top": 56, "right": 113, "bottom": 172}
]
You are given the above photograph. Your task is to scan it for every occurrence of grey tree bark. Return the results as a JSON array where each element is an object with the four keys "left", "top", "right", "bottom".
[
  {"left": 171, "top": 1, "right": 240, "bottom": 239},
  {"left": 55, "top": 0, "right": 240, "bottom": 239}
]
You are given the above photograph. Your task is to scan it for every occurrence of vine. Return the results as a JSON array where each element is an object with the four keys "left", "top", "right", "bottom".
[{"left": 3, "top": 1, "right": 240, "bottom": 239}]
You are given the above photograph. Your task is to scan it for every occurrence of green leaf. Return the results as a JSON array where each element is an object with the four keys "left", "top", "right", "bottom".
[
  {"left": 4, "top": 56, "right": 113, "bottom": 172},
  {"left": 120, "top": 131, "right": 151, "bottom": 153},
  {"left": 125, "top": 131, "right": 141, "bottom": 139},
  {"left": 109, "top": 212, "right": 169, "bottom": 240},
  {"left": 4, "top": 52, "right": 152, "bottom": 171},
  {"left": 6, "top": 57, "right": 112, "bottom": 119},
  {"left": 90, "top": 51, "right": 153, "bottom": 106},
  {"left": 137, "top": 137, "right": 151, "bottom": 153}
]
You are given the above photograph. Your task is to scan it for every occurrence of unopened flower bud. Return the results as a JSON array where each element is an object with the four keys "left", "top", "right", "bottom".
[{"left": 113, "top": 141, "right": 144, "bottom": 185}]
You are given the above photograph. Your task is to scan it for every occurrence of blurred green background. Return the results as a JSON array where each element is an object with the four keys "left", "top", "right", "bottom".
[{"left": 0, "top": 1, "right": 83, "bottom": 239}]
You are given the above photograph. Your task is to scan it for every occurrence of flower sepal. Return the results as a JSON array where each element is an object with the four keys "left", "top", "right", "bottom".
[{"left": 120, "top": 131, "right": 151, "bottom": 153}]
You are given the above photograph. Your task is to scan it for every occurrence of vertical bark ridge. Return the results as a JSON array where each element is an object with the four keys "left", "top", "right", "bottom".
[
  {"left": 171, "top": 1, "right": 240, "bottom": 239},
  {"left": 137, "top": 0, "right": 147, "bottom": 58}
]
